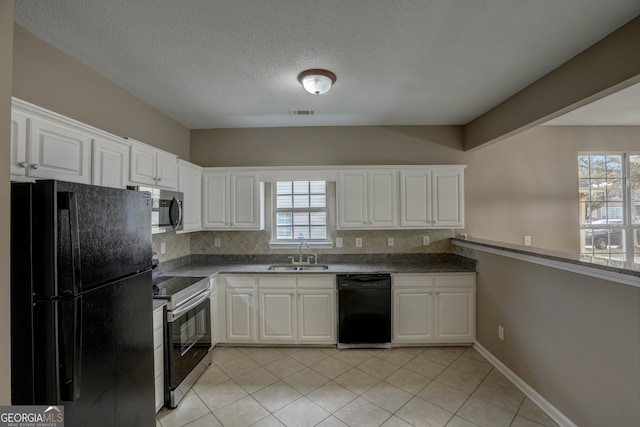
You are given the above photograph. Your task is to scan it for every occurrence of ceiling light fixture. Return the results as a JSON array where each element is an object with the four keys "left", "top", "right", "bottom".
[{"left": 297, "top": 69, "right": 337, "bottom": 95}]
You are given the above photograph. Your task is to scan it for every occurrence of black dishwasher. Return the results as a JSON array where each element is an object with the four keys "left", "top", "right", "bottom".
[{"left": 337, "top": 274, "right": 392, "bottom": 349}]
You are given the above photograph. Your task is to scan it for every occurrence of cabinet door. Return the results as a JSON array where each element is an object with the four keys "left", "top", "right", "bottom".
[
  {"left": 369, "top": 170, "right": 398, "bottom": 228},
  {"left": 202, "top": 173, "right": 230, "bottom": 229},
  {"left": 259, "top": 290, "right": 297, "bottom": 342},
  {"left": 230, "top": 172, "right": 262, "bottom": 229},
  {"left": 226, "top": 288, "right": 257, "bottom": 342},
  {"left": 92, "top": 137, "right": 130, "bottom": 189},
  {"left": 434, "top": 287, "right": 475, "bottom": 341},
  {"left": 28, "top": 117, "right": 92, "bottom": 184},
  {"left": 130, "top": 144, "right": 157, "bottom": 186},
  {"left": 393, "top": 288, "right": 434, "bottom": 342},
  {"left": 156, "top": 151, "right": 178, "bottom": 190},
  {"left": 10, "top": 110, "right": 28, "bottom": 176},
  {"left": 400, "top": 171, "right": 432, "bottom": 227},
  {"left": 178, "top": 162, "right": 202, "bottom": 232},
  {"left": 338, "top": 171, "right": 368, "bottom": 228},
  {"left": 297, "top": 290, "right": 336, "bottom": 343},
  {"left": 432, "top": 169, "right": 464, "bottom": 227}
]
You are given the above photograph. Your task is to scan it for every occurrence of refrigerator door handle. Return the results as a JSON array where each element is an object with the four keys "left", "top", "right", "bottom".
[
  {"left": 59, "top": 296, "right": 83, "bottom": 401},
  {"left": 59, "top": 191, "right": 83, "bottom": 295}
]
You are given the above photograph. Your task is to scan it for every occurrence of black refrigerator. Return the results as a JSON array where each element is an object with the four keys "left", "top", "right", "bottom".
[{"left": 11, "top": 180, "right": 156, "bottom": 427}]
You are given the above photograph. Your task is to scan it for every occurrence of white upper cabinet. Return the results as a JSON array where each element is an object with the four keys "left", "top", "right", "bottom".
[
  {"left": 400, "top": 166, "right": 465, "bottom": 228},
  {"left": 10, "top": 109, "right": 28, "bottom": 177},
  {"left": 130, "top": 141, "right": 178, "bottom": 190},
  {"left": 178, "top": 160, "right": 203, "bottom": 232},
  {"left": 338, "top": 170, "right": 398, "bottom": 229},
  {"left": 92, "top": 137, "right": 130, "bottom": 189},
  {"left": 27, "top": 116, "right": 92, "bottom": 184},
  {"left": 202, "top": 170, "right": 264, "bottom": 230}
]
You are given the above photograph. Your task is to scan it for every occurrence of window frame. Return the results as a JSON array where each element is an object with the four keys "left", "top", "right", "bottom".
[
  {"left": 579, "top": 152, "right": 640, "bottom": 263},
  {"left": 268, "top": 180, "right": 335, "bottom": 249}
]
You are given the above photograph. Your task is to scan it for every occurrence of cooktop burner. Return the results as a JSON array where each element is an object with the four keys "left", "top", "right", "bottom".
[{"left": 153, "top": 275, "right": 208, "bottom": 299}]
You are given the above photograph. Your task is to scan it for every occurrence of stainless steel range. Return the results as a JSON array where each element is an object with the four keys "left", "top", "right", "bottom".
[{"left": 153, "top": 275, "right": 212, "bottom": 408}]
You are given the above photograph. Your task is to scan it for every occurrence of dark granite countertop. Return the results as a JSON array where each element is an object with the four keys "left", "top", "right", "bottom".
[
  {"left": 157, "top": 253, "right": 477, "bottom": 278},
  {"left": 453, "top": 237, "right": 640, "bottom": 279}
]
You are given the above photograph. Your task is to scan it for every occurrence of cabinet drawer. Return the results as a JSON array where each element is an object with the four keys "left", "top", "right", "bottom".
[
  {"left": 393, "top": 274, "right": 434, "bottom": 288},
  {"left": 297, "top": 276, "right": 335, "bottom": 289},
  {"left": 434, "top": 274, "right": 475, "bottom": 287},
  {"left": 226, "top": 276, "right": 257, "bottom": 288},
  {"left": 259, "top": 276, "right": 296, "bottom": 288}
]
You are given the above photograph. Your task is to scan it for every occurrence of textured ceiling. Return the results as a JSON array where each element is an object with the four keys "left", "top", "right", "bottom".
[{"left": 14, "top": 0, "right": 640, "bottom": 129}]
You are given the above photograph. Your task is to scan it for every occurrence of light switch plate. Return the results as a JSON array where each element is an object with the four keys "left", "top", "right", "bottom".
[
  {"left": 335, "top": 237, "right": 343, "bottom": 248},
  {"left": 214, "top": 237, "right": 221, "bottom": 248},
  {"left": 160, "top": 242, "right": 166, "bottom": 254},
  {"left": 387, "top": 237, "right": 394, "bottom": 247},
  {"left": 423, "top": 236, "right": 430, "bottom": 246},
  {"left": 524, "top": 235, "right": 532, "bottom": 246},
  {"left": 355, "top": 237, "right": 363, "bottom": 248}
]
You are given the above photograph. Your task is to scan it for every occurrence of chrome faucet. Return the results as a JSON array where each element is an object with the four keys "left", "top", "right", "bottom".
[{"left": 298, "top": 240, "right": 317, "bottom": 264}]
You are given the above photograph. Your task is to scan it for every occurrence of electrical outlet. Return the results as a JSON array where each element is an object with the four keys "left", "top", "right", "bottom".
[
  {"left": 355, "top": 237, "right": 363, "bottom": 248},
  {"left": 423, "top": 236, "right": 430, "bottom": 246},
  {"left": 524, "top": 235, "right": 532, "bottom": 246},
  {"left": 498, "top": 325, "right": 505, "bottom": 341},
  {"left": 214, "top": 237, "right": 221, "bottom": 248},
  {"left": 387, "top": 237, "right": 394, "bottom": 247},
  {"left": 160, "top": 242, "right": 166, "bottom": 255},
  {"left": 335, "top": 237, "right": 343, "bottom": 248}
]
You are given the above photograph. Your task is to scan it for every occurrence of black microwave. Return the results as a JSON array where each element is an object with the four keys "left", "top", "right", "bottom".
[{"left": 129, "top": 186, "right": 184, "bottom": 234}]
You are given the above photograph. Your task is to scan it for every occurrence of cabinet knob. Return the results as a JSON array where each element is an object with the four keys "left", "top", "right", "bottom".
[
  {"left": 157, "top": 177, "right": 162, "bottom": 182},
  {"left": 31, "top": 163, "right": 39, "bottom": 170},
  {"left": 18, "top": 162, "right": 28, "bottom": 168}
]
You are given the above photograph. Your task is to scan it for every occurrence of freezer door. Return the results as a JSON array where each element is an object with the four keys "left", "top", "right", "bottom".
[{"left": 31, "top": 180, "right": 152, "bottom": 296}]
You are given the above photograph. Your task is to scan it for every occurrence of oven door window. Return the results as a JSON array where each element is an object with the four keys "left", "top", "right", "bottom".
[{"left": 168, "top": 298, "right": 211, "bottom": 389}]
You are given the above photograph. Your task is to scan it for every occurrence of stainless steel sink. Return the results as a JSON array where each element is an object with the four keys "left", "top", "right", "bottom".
[{"left": 267, "top": 264, "right": 329, "bottom": 271}]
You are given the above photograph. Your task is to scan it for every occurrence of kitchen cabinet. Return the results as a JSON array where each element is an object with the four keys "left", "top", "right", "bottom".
[
  {"left": 225, "top": 276, "right": 258, "bottom": 343},
  {"left": 202, "top": 170, "right": 264, "bottom": 230},
  {"left": 296, "top": 276, "right": 336, "bottom": 344},
  {"left": 91, "top": 136, "right": 130, "bottom": 189},
  {"left": 392, "top": 273, "right": 475, "bottom": 343},
  {"left": 220, "top": 274, "right": 335, "bottom": 345},
  {"left": 338, "top": 170, "right": 398, "bottom": 229},
  {"left": 10, "top": 109, "right": 28, "bottom": 177},
  {"left": 11, "top": 112, "right": 92, "bottom": 184},
  {"left": 153, "top": 304, "right": 165, "bottom": 412},
  {"left": 400, "top": 167, "right": 465, "bottom": 228},
  {"left": 258, "top": 276, "right": 297, "bottom": 342},
  {"left": 130, "top": 141, "right": 178, "bottom": 190},
  {"left": 178, "top": 160, "right": 203, "bottom": 232}
]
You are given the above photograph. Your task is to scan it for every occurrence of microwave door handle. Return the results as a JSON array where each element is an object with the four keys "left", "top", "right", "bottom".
[{"left": 58, "top": 192, "right": 83, "bottom": 295}]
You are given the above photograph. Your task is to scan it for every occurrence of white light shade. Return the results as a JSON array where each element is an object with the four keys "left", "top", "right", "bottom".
[{"left": 297, "top": 69, "right": 337, "bottom": 95}]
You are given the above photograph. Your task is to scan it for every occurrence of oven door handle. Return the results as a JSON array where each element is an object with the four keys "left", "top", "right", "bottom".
[{"left": 169, "top": 289, "right": 211, "bottom": 321}]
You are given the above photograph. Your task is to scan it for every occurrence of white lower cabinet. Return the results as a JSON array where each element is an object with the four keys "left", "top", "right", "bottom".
[
  {"left": 393, "top": 273, "right": 475, "bottom": 344},
  {"left": 222, "top": 275, "right": 335, "bottom": 345},
  {"left": 152, "top": 305, "right": 165, "bottom": 413}
]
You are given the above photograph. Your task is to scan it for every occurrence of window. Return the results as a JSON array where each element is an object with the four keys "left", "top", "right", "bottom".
[
  {"left": 273, "top": 181, "right": 329, "bottom": 242},
  {"left": 579, "top": 153, "right": 640, "bottom": 262}
]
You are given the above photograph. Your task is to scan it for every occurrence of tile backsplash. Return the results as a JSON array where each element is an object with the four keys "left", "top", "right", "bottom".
[{"left": 154, "top": 229, "right": 456, "bottom": 263}]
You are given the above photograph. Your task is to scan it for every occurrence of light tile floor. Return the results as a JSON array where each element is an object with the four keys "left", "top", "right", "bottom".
[{"left": 157, "top": 346, "right": 559, "bottom": 427}]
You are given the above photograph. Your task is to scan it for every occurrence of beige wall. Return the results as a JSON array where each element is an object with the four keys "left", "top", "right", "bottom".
[
  {"left": 470, "top": 249, "right": 640, "bottom": 426},
  {"left": 191, "top": 125, "right": 465, "bottom": 167},
  {"left": 0, "top": 0, "right": 13, "bottom": 405},
  {"left": 12, "top": 25, "right": 191, "bottom": 160}
]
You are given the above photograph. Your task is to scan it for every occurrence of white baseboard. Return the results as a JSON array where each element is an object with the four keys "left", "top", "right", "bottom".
[{"left": 473, "top": 342, "right": 577, "bottom": 427}]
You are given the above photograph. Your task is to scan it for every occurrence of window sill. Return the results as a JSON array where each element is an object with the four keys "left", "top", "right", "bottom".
[{"left": 268, "top": 241, "right": 334, "bottom": 250}]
